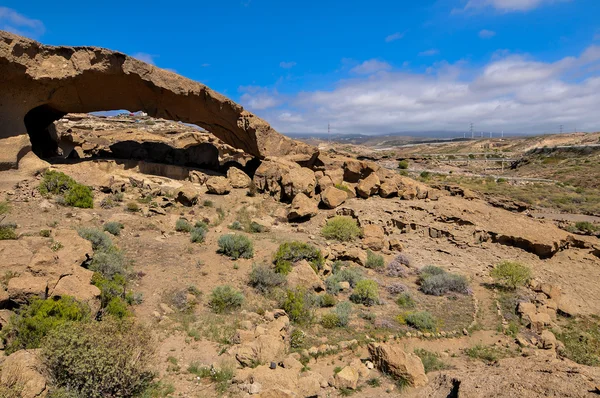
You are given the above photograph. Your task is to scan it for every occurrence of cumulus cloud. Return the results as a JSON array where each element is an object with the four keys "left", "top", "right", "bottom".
[
  {"left": 252, "top": 46, "right": 600, "bottom": 135},
  {"left": 239, "top": 85, "right": 281, "bottom": 110},
  {"left": 479, "top": 29, "right": 496, "bottom": 39},
  {"left": 132, "top": 52, "right": 156, "bottom": 65},
  {"left": 419, "top": 49, "right": 440, "bottom": 56},
  {"left": 0, "top": 7, "right": 45, "bottom": 38},
  {"left": 350, "top": 59, "right": 392, "bottom": 74},
  {"left": 385, "top": 32, "right": 405, "bottom": 42},
  {"left": 464, "top": 0, "right": 569, "bottom": 12},
  {"left": 280, "top": 61, "right": 297, "bottom": 69}
]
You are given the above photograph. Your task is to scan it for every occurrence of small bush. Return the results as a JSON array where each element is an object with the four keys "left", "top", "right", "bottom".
[
  {"left": 321, "top": 302, "right": 352, "bottom": 329},
  {"left": 103, "top": 221, "right": 124, "bottom": 236},
  {"left": 387, "top": 254, "right": 411, "bottom": 277},
  {"left": 321, "top": 313, "right": 341, "bottom": 329},
  {"left": 290, "top": 328, "right": 305, "bottom": 348},
  {"left": 465, "top": 344, "right": 507, "bottom": 363},
  {"left": 41, "top": 319, "right": 155, "bottom": 398},
  {"left": 190, "top": 222, "right": 208, "bottom": 243},
  {"left": 77, "top": 227, "right": 113, "bottom": 251},
  {"left": 273, "top": 242, "right": 324, "bottom": 274},
  {"left": 365, "top": 250, "right": 384, "bottom": 270},
  {"left": 387, "top": 282, "right": 408, "bottom": 295},
  {"left": 398, "top": 160, "right": 409, "bottom": 169},
  {"left": 2, "top": 296, "right": 90, "bottom": 354},
  {"left": 0, "top": 223, "right": 17, "bottom": 240},
  {"left": 40, "top": 229, "right": 51, "bottom": 237},
  {"left": 175, "top": 219, "right": 192, "bottom": 232},
  {"left": 249, "top": 265, "right": 286, "bottom": 294},
  {"left": 396, "top": 293, "right": 416, "bottom": 308},
  {"left": 321, "top": 216, "right": 362, "bottom": 242},
  {"left": 187, "top": 363, "right": 234, "bottom": 394},
  {"left": 403, "top": 311, "right": 437, "bottom": 332},
  {"left": 575, "top": 221, "right": 598, "bottom": 233},
  {"left": 0, "top": 201, "right": 9, "bottom": 215},
  {"left": 105, "top": 297, "right": 131, "bottom": 318},
  {"left": 491, "top": 261, "right": 532, "bottom": 289},
  {"left": 420, "top": 273, "right": 470, "bottom": 296},
  {"left": 249, "top": 221, "right": 268, "bottom": 233},
  {"left": 555, "top": 317, "right": 600, "bottom": 366},
  {"left": 209, "top": 285, "right": 244, "bottom": 313},
  {"left": 282, "top": 288, "right": 313, "bottom": 324},
  {"left": 325, "top": 267, "right": 363, "bottom": 295},
  {"left": 414, "top": 349, "right": 449, "bottom": 373},
  {"left": 320, "top": 294, "right": 337, "bottom": 307},
  {"left": 228, "top": 221, "right": 243, "bottom": 231},
  {"left": 203, "top": 200, "right": 214, "bottom": 207},
  {"left": 39, "top": 170, "right": 93, "bottom": 209},
  {"left": 90, "top": 247, "right": 128, "bottom": 280},
  {"left": 126, "top": 202, "right": 140, "bottom": 212},
  {"left": 217, "top": 234, "right": 254, "bottom": 259},
  {"left": 420, "top": 171, "right": 431, "bottom": 180},
  {"left": 350, "top": 279, "right": 379, "bottom": 306}
]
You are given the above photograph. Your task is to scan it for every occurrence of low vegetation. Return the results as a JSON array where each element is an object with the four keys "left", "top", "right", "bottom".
[
  {"left": 209, "top": 285, "right": 244, "bottom": 313},
  {"left": 249, "top": 264, "right": 287, "bottom": 293},
  {"left": 321, "top": 216, "right": 362, "bottom": 242},
  {"left": 491, "top": 261, "right": 531, "bottom": 289},
  {"left": 0, "top": 222, "right": 17, "bottom": 240},
  {"left": 321, "top": 302, "right": 352, "bottom": 329},
  {"left": 350, "top": 279, "right": 379, "bottom": 306},
  {"left": 398, "top": 160, "right": 409, "bottom": 169},
  {"left": 187, "top": 363, "right": 235, "bottom": 395},
  {"left": 39, "top": 170, "right": 94, "bottom": 208},
  {"left": 175, "top": 219, "right": 192, "bottom": 232},
  {"left": 414, "top": 349, "right": 450, "bottom": 373},
  {"left": 555, "top": 316, "right": 600, "bottom": 366},
  {"left": 399, "top": 311, "right": 438, "bottom": 332},
  {"left": 465, "top": 344, "right": 511, "bottom": 363},
  {"left": 365, "top": 250, "right": 384, "bottom": 270},
  {"left": 273, "top": 241, "right": 324, "bottom": 274},
  {"left": 281, "top": 288, "right": 314, "bottom": 324},
  {"left": 326, "top": 266, "right": 363, "bottom": 295},
  {"left": 217, "top": 234, "right": 254, "bottom": 259},
  {"left": 103, "top": 221, "right": 124, "bottom": 236},
  {"left": 418, "top": 265, "right": 470, "bottom": 296}
]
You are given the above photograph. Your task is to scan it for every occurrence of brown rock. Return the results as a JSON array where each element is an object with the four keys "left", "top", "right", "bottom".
[
  {"left": 227, "top": 167, "right": 252, "bottom": 188},
  {"left": 334, "top": 366, "right": 359, "bottom": 390},
  {"left": 253, "top": 159, "right": 296, "bottom": 198},
  {"left": 316, "top": 173, "right": 334, "bottom": 192},
  {"left": 539, "top": 330, "right": 557, "bottom": 350},
  {"left": 175, "top": 184, "right": 199, "bottom": 206},
  {"left": 7, "top": 275, "right": 48, "bottom": 304},
  {"left": 321, "top": 186, "right": 347, "bottom": 209},
  {"left": 288, "top": 193, "right": 318, "bottom": 220},
  {"left": 0, "top": 31, "right": 317, "bottom": 170},
  {"left": 368, "top": 343, "right": 428, "bottom": 387},
  {"left": 287, "top": 260, "right": 325, "bottom": 292},
  {"left": 281, "top": 168, "right": 316, "bottom": 200},
  {"left": 388, "top": 238, "right": 404, "bottom": 251},
  {"left": 379, "top": 180, "right": 398, "bottom": 198},
  {"left": 206, "top": 176, "right": 232, "bottom": 195},
  {"left": 363, "top": 224, "right": 385, "bottom": 251},
  {"left": 540, "top": 283, "right": 562, "bottom": 302},
  {"left": 1, "top": 349, "right": 47, "bottom": 398},
  {"left": 356, "top": 173, "right": 380, "bottom": 198},
  {"left": 324, "top": 169, "right": 344, "bottom": 185}
]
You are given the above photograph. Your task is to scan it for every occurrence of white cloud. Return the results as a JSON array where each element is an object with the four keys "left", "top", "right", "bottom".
[
  {"left": 350, "top": 59, "right": 392, "bottom": 75},
  {"left": 479, "top": 29, "right": 496, "bottom": 39},
  {"left": 464, "top": 0, "right": 569, "bottom": 12},
  {"left": 385, "top": 32, "right": 405, "bottom": 42},
  {"left": 419, "top": 49, "right": 440, "bottom": 56},
  {"left": 0, "top": 7, "right": 44, "bottom": 38},
  {"left": 132, "top": 52, "right": 156, "bottom": 65},
  {"left": 255, "top": 46, "right": 600, "bottom": 135},
  {"left": 239, "top": 86, "right": 280, "bottom": 110},
  {"left": 280, "top": 61, "right": 297, "bottom": 69}
]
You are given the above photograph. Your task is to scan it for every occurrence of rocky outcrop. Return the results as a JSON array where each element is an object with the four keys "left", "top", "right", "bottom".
[
  {"left": 0, "top": 349, "right": 47, "bottom": 398},
  {"left": 281, "top": 168, "right": 316, "bottom": 200},
  {"left": 228, "top": 167, "right": 252, "bottom": 188},
  {"left": 287, "top": 260, "right": 325, "bottom": 292},
  {"left": 368, "top": 343, "right": 428, "bottom": 387},
  {"left": 0, "top": 31, "right": 317, "bottom": 170},
  {"left": 356, "top": 173, "right": 381, "bottom": 198},
  {"left": 206, "top": 176, "right": 232, "bottom": 195},
  {"left": 287, "top": 193, "right": 318, "bottom": 221},
  {"left": 321, "top": 186, "right": 347, "bottom": 209}
]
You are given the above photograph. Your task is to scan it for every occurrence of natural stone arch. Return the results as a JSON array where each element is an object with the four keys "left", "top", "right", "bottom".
[{"left": 0, "top": 30, "right": 317, "bottom": 170}]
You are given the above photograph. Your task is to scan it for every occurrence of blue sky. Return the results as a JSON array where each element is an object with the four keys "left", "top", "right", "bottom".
[{"left": 2, "top": 0, "right": 600, "bottom": 135}]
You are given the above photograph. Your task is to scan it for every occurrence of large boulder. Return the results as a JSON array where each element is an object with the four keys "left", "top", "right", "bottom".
[
  {"left": 0, "top": 31, "right": 317, "bottom": 170},
  {"left": 175, "top": 184, "right": 199, "bottom": 206},
  {"left": 254, "top": 159, "right": 296, "bottom": 199},
  {"left": 321, "top": 186, "right": 347, "bottom": 209},
  {"left": 356, "top": 173, "right": 380, "bottom": 198},
  {"left": 281, "top": 168, "right": 316, "bottom": 200},
  {"left": 206, "top": 176, "right": 232, "bottom": 195},
  {"left": 287, "top": 260, "right": 325, "bottom": 292},
  {"left": 288, "top": 193, "right": 318, "bottom": 221},
  {"left": 379, "top": 180, "right": 398, "bottom": 198},
  {"left": 227, "top": 167, "right": 252, "bottom": 188},
  {"left": 362, "top": 224, "right": 385, "bottom": 251},
  {"left": 368, "top": 343, "right": 428, "bottom": 387},
  {"left": 333, "top": 366, "right": 359, "bottom": 390},
  {"left": 1, "top": 349, "right": 47, "bottom": 398}
]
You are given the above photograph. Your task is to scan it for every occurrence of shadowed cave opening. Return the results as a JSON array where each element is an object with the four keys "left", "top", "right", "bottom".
[{"left": 23, "top": 105, "right": 260, "bottom": 178}]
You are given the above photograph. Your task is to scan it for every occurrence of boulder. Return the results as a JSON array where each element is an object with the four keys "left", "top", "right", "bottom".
[
  {"left": 175, "top": 184, "right": 199, "bottom": 206},
  {"left": 288, "top": 193, "right": 318, "bottom": 221},
  {"left": 316, "top": 173, "right": 334, "bottom": 192},
  {"left": 379, "top": 180, "right": 398, "bottom": 198},
  {"left": 368, "top": 343, "right": 428, "bottom": 387},
  {"left": 1, "top": 349, "right": 47, "bottom": 398},
  {"left": 362, "top": 224, "right": 385, "bottom": 251},
  {"left": 356, "top": 173, "right": 380, "bottom": 198},
  {"left": 321, "top": 186, "right": 347, "bottom": 209},
  {"left": 324, "top": 169, "right": 344, "bottom": 185},
  {"left": 287, "top": 260, "right": 325, "bottom": 292},
  {"left": 206, "top": 176, "right": 232, "bottom": 195},
  {"left": 281, "top": 168, "right": 316, "bottom": 200},
  {"left": 7, "top": 275, "right": 48, "bottom": 304},
  {"left": 333, "top": 366, "right": 358, "bottom": 390},
  {"left": 539, "top": 330, "right": 557, "bottom": 350},
  {"left": 254, "top": 159, "right": 296, "bottom": 198},
  {"left": 227, "top": 167, "right": 252, "bottom": 188},
  {"left": 0, "top": 31, "right": 317, "bottom": 171}
]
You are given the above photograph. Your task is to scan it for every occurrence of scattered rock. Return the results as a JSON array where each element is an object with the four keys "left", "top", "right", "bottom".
[
  {"left": 333, "top": 366, "right": 358, "bottom": 390},
  {"left": 368, "top": 343, "right": 428, "bottom": 387},
  {"left": 321, "top": 186, "right": 347, "bottom": 209},
  {"left": 1, "top": 349, "right": 47, "bottom": 398},
  {"left": 362, "top": 224, "right": 385, "bottom": 251},
  {"left": 281, "top": 168, "right": 316, "bottom": 200},
  {"left": 206, "top": 176, "right": 232, "bottom": 195},
  {"left": 288, "top": 193, "right": 318, "bottom": 221},
  {"left": 228, "top": 167, "right": 252, "bottom": 188},
  {"left": 356, "top": 173, "right": 380, "bottom": 198},
  {"left": 175, "top": 184, "right": 199, "bottom": 206},
  {"left": 287, "top": 260, "right": 325, "bottom": 292}
]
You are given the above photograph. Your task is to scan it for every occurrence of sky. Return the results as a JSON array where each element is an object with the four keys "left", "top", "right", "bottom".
[{"left": 2, "top": 0, "right": 600, "bottom": 136}]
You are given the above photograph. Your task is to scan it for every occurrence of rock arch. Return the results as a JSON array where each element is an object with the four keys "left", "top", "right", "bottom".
[{"left": 0, "top": 31, "right": 317, "bottom": 170}]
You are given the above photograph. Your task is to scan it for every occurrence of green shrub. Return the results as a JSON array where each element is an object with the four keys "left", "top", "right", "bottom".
[
  {"left": 103, "top": 221, "right": 124, "bottom": 236},
  {"left": 321, "top": 302, "right": 352, "bottom": 329},
  {"left": 0, "top": 223, "right": 17, "bottom": 240},
  {"left": 464, "top": 344, "right": 508, "bottom": 363},
  {"left": 39, "top": 229, "right": 51, "bottom": 237},
  {"left": 41, "top": 319, "right": 155, "bottom": 398},
  {"left": 105, "top": 297, "right": 131, "bottom": 319},
  {"left": 575, "top": 221, "right": 598, "bottom": 233},
  {"left": 209, "top": 285, "right": 244, "bottom": 313},
  {"left": 350, "top": 279, "right": 379, "bottom": 306},
  {"left": 402, "top": 311, "right": 437, "bottom": 332},
  {"left": 320, "top": 294, "right": 337, "bottom": 307},
  {"left": 175, "top": 219, "right": 192, "bottom": 232},
  {"left": 398, "top": 160, "right": 409, "bottom": 169},
  {"left": 190, "top": 222, "right": 209, "bottom": 243},
  {"left": 273, "top": 242, "right": 324, "bottom": 274},
  {"left": 92, "top": 273, "right": 128, "bottom": 309},
  {"left": 420, "top": 171, "right": 431, "bottom": 180},
  {"left": 203, "top": 200, "right": 214, "bottom": 207},
  {"left": 187, "top": 362, "right": 234, "bottom": 394},
  {"left": 491, "top": 261, "right": 531, "bottom": 289},
  {"left": 229, "top": 220, "right": 243, "bottom": 230},
  {"left": 396, "top": 293, "right": 416, "bottom": 308},
  {"left": 365, "top": 250, "right": 384, "bottom": 270},
  {"left": 282, "top": 288, "right": 313, "bottom": 324},
  {"left": 39, "top": 170, "right": 93, "bottom": 208},
  {"left": 322, "top": 216, "right": 362, "bottom": 242},
  {"left": 249, "top": 265, "right": 287, "bottom": 293},
  {"left": 325, "top": 267, "right": 363, "bottom": 295},
  {"left": 77, "top": 227, "right": 113, "bottom": 251},
  {"left": 90, "top": 246, "right": 128, "bottom": 280},
  {"left": 414, "top": 349, "right": 449, "bottom": 373},
  {"left": 555, "top": 317, "right": 600, "bottom": 366},
  {"left": 217, "top": 234, "right": 254, "bottom": 259},
  {"left": 290, "top": 328, "right": 305, "bottom": 349},
  {"left": 2, "top": 296, "right": 90, "bottom": 354},
  {"left": 126, "top": 202, "right": 140, "bottom": 212},
  {"left": 249, "top": 221, "right": 268, "bottom": 233},
  {"left": 321, "top": 313, "right": 341, "bottom": 329},
  {"left": 419, "top": 273, "right": 470, "bottom": 296},
  {"left": 0, "top": 201, "right": 9, "bottom": 215}
]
